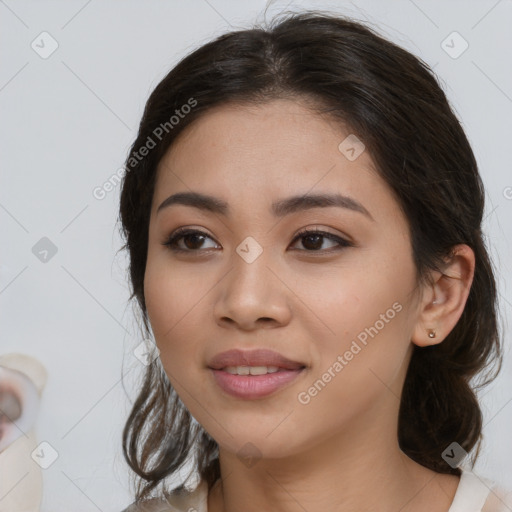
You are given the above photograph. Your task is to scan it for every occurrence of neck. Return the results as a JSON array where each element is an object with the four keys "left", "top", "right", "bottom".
[{"left": 207, "top": 399, "right": 459, "bottom": 512}]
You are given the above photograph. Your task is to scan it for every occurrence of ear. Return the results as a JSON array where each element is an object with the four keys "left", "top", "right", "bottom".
[{"left": 412, "top": 244, "right": 475, "bottom": 347}]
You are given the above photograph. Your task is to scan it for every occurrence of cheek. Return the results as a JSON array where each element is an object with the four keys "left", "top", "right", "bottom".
[
  {"left": 300, "top": 253, "right": 414, "bottom": 346},
  {"left": 298, "top": 250, "right": 416, "bottom": 401},
  {"left": 295, "top": 287, "right": 413, "bottom": 435},
  {"left": 143, "top": 252, "right": 212, "bottom": 386},
  {"left": 144, "top": 251, "right": 204, "bottom": 338}
]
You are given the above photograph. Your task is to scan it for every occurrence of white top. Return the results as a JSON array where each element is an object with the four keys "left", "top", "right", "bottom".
[{"left": 122, "top": 469, "right": 512, "bottom": 512}]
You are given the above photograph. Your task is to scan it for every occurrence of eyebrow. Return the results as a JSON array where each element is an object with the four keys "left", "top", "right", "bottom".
[{"left": 156, "top": 191, "right": 374, "bottom": 221}]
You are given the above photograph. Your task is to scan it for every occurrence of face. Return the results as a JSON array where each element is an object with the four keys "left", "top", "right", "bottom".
[{"left": 144, "top": 98, "right": 423, "bottom": 459}]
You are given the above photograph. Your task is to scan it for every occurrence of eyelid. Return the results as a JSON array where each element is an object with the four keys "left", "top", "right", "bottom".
[
  {"left": 161, "top": 226, "right": 220, "bottom": 251},
  {"left": 292, "top": 225, "right": 353, "bottom": 244},
  {"left": 290, "top": 227, "right": 353, "bottom": 251}
]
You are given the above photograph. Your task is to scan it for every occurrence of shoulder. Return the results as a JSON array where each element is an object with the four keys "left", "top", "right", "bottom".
[
  {"left": 456, "top": 469, "right": 512, "bottom": 512},
  {"left": 121, "top": 480, "right": 209, "bottom": 512},
  {"left": 482, "top": 481, "right": 512, "bottom": 512}
]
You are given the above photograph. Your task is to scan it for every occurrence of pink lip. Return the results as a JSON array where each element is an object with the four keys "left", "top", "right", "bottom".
[
  {"left": 207, "top": 348, "right": 306, "bottom": 400},
  {"left": 208, "top": 348, "right": 305, "bottom": 371},
  {"left": 210, "top": 367, "right": 305, "bottom": 399}
]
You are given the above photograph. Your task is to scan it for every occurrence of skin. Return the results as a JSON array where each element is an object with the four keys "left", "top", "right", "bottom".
[{"left": 144, "top": 98, "right": 475, "bottom": 512}]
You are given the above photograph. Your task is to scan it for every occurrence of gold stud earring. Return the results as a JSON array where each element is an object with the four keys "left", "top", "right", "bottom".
[{"left": 428, "top": 330, "right": 436, "bottom": 339}]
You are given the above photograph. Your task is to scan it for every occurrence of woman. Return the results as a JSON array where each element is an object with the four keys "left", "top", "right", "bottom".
[{"left": 119, "top": 10, "right": 511, "bottom": 512}]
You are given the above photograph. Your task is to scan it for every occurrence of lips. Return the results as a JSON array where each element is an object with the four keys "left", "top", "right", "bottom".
[{"left": 208, "top": 348, "right": 305, "bottom": 371}]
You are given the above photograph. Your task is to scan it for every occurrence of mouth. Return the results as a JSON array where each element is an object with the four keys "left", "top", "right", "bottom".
[
  {"left": 221, "top": 365, "right": 299, "bottom": 375},
  {"left": 208, "top": 348, "right": 306, "bottom": 371},
  {"left": 207, "top": 349, "right": 307, "bottom": 400},
  {"left": 209, "top": 366, "right": 306, "bottom": 400}
]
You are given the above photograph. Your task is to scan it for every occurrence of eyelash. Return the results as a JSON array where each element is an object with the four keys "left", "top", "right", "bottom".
[{"left": 161, "top": 227, "right": 353, "bottom": 254}]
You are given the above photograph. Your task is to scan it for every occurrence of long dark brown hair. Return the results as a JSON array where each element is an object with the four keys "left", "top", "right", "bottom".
[{"left": 118, "top": 9, "right": 503, "bottom": 502}]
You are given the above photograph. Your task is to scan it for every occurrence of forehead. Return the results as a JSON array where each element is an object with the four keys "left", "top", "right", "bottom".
[
  {"left": 156, "top": 99, "right": 375, "bottom": 185},
  {"left": 151, "top": 99, "right": 403, "bottom": 228}
]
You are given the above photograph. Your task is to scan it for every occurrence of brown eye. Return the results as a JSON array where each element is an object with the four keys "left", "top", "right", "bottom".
[
  {"left": 290, "top": 228, "right": 352, "bottom": 252},
  {"left": 179, "top": 232, "right": 207, "bottom": 250},
  {"left": 163, "top": 229, "right": 219, "bottom": 252}
]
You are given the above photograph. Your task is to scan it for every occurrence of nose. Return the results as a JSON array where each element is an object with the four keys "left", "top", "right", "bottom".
[{"left": 213, "top": 248, "right": 292, "bottom": 331}]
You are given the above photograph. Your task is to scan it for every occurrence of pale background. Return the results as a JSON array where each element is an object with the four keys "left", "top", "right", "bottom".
[{"left": 1, "top": 0, "right": 511, "bottom": 510}]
